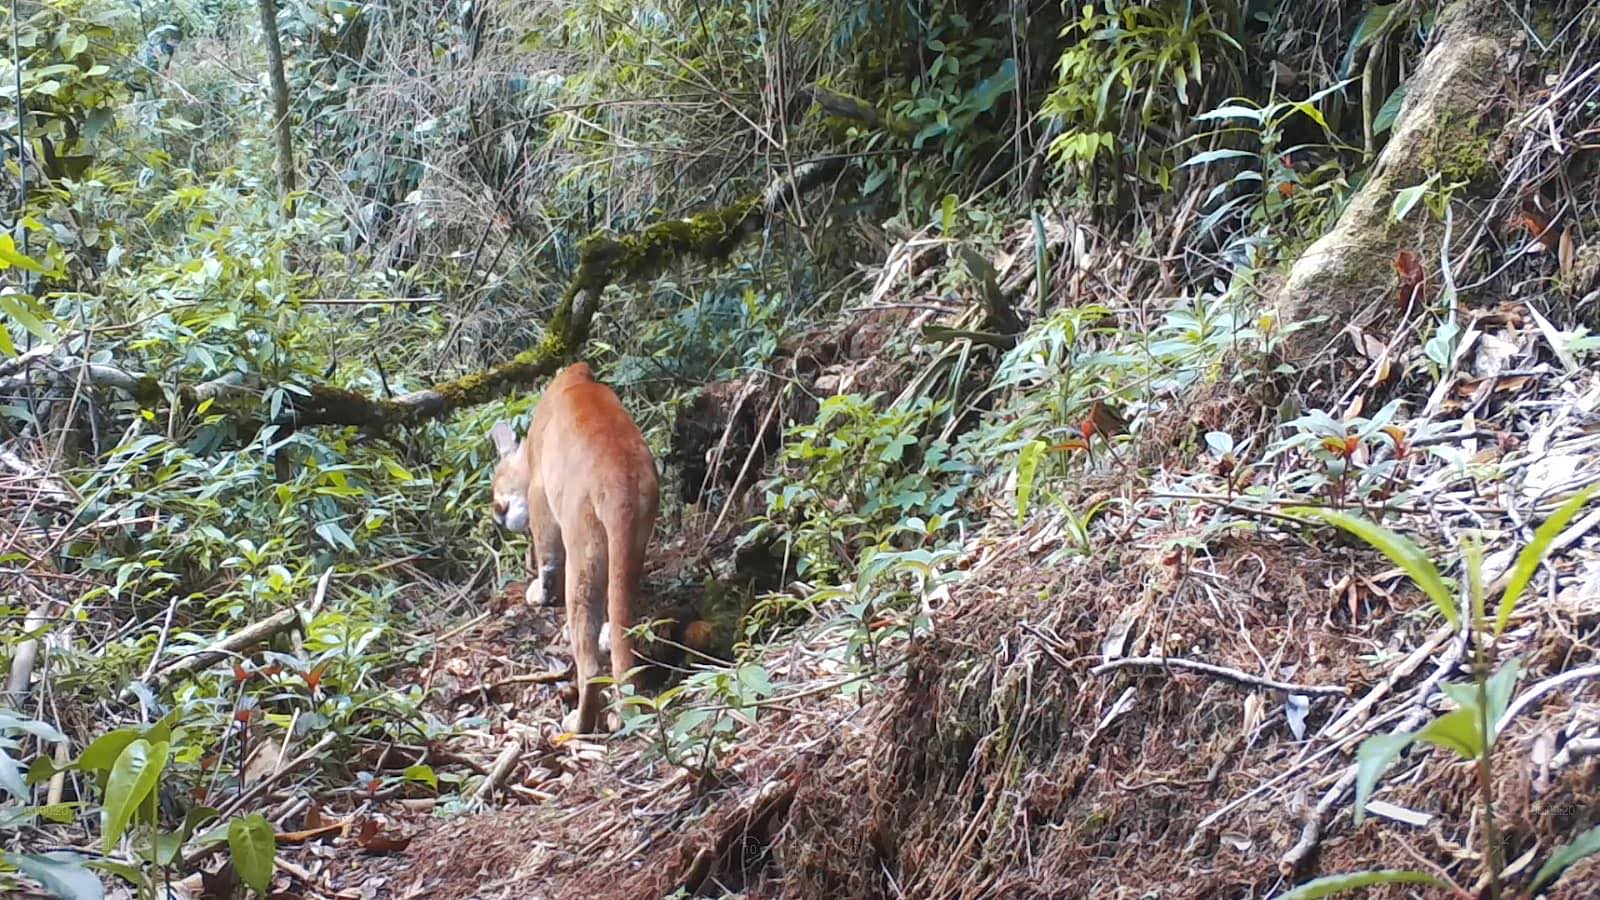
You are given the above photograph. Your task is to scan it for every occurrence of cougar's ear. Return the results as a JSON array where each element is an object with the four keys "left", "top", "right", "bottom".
[{"left": 488, "top": 422, "right": 519, "bottom": 458}]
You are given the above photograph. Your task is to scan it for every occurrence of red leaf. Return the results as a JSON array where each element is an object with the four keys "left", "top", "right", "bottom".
[{"left": 1394, "top": 250, "right": 1427, "bottom": 310}]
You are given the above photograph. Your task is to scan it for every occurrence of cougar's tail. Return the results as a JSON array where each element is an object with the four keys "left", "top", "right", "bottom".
[{"left": 604, "top": 511, "right": 645, "bottom": 687}]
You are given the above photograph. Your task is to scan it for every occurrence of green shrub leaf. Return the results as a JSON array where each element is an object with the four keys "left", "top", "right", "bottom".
[
  {"left": 1529, "top": 824, "right": 1600, "bottom": 895},
  {"left": 1274, "top": 868, "right": 1445, "bottom": 900},
  {"left": 4, "top": 850, "right": 105, "bottom": 900},
  {"left": 1291, "top": 508, "right": 1457, "bottom": 628},
  {"left": 1352, "top": 732, "right": 1414, "bottom": 826},
  {"left": 1496, "top": 483, "right": 1599, "bottom": 636},
  {"left": 227, "top": 813, "right": 277, "bottom": 896},
  {"left": 101, "top": 739, "right": 169, "bottom": 854}
]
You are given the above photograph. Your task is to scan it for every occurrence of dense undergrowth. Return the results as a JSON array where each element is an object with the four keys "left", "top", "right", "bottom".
[{"left": 4, "top": 0, "right": 1600, "bottom": 898}]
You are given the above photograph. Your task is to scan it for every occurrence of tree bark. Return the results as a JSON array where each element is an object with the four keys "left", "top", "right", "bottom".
[
  {"left": 1273, "top": 0, "right": 1515, "bottom": 363},
  {"left": 258, "top": 0, "right": 296, "bottom": 210}
]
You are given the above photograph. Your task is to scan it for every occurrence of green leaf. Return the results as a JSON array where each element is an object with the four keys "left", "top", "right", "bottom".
[
  {"left": 0, "top": 746, "right": 28, "bottom": 801},
  {"left": 1496, "top": 483, "right": 1600, "bottom": 636},
  {"left": 1391, "top": 183, "right": 1428, "bottom": 221},
  {"left": 939, "top": 193, "right": 957, "bottom": 233},
  {"left": 0, "top": 234, "right": 46, "bottom": 272},
  {"left": 968, "top": 58, "right": 1017, "bottom": 113},
  {"left": 403, "top": 764, "right": 437, "bottom": 789},
  {"left": 3, "top": 850, "right": 105, "bottom": 900},
  {"left": 1352, "top": 732, "right": 1414, "bottom": 826},
  {"left": 101, "top": 739, "right": 169, "bottom": 854},
  {"left": 0, "top": 293, "right": 53, "bottom": 342},
  {"left": 1015, "top": 439, "right": 1045, "bottom": 525},
  {"left": 381, "top": 458, "right": 416, "bottom": 482},
  {"left": 1424, "top": 320, "right": 1461, "bottom": 370},
  {"left": 1291, "top": 508, "right": 1458, "bottom": 628},
  {"left": 1484, "top": 657, "right": 1522, "bottom": 735},
  {"left": 77, "top": 728, "right": 140, "bottom": 775},
  {"left": 227, "top": 813, "right": 276, "bottom": 896},
  {"left": 1528, "top": 824, "right": 1600, "bottom": 895},
  {"left": 1338, "top": 4, "right": 1397, "bottom": 79},
  {"left": 0, "top": 710, "right": 67, "bottom": 743},
  {"left": 1415, "top": 708, "right": 1482, "bottom": 760},
  {"left": 1179, "top": 148, "right": 1256, "bottom": 169},
  {"left": 1373, "top": 85, "right": 1407, "bottom": 134},
  {"left": 1273, "top": 868, "right": 1445, "bottom": 900}
]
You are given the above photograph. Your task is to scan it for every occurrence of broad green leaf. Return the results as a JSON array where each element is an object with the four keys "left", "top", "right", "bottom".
[
  {"left": 1391, "top": 183, "right": 1428, "bottom": 221},
  {"left": 4, "top": 850, "right": 105, "bottom": 900},
  {"left": 381, "top": 458, "right": 416, "bottom": 482},
  {"left": 1352, "top": 732, "right": 1414, "bottom": 826},
  {"left": 1415, "top": 708, "right": 1482, "bottom": 759},
  {"left": 940, "top": 193, "right": 957, "bottom": 233},
  {"left": 1179, "top": 148, "right": 1256, "bottom": 169},
  {"left": 0, "top": 293, "right": 53, "bottom": 341},
  {"left": 403, "top": 764, "right": 437, "bottom": 789},
  {"left": 1274, "top": 868, "right": 1445, "bottom": 900},
  {"left": 0, "top": 710, "right": 67, "bottom": 743},
  {"left": 0, "top": 234, "right": 46, "bottom": 272},
  {"left": 0, "top": 746, "right": 28, "bottom": 800},
  {"left": 77, "top": 728, "right": 139, "bottom": 775},
  {"left": 1292, "top": 508, "right": 1458, "bottom": 628},
  {"left": 1424, "top": 320, "right": 1461, "bottom": 369},
  {"left": 1015, "top": 439, "right": 1045, "bottom": 525},
  {"left": 1373, "top": 85, "right": 1407, "bottom": 134},
  {"left": 1337, "top": 4, "right": 1397, "bottom": 79},
  {"left": 1496, "top": 483, "right": 1600, "bottom": 636},
  {"left": 1484, "top": 657, "right": 1522, "bottom": 735},
  {"left": 1529, "top": 824, "right": 1600, "bottom": 895},
  {"left": 227, "top": 813, "right": 276, "bottom": 896},
  {"left": 968, "top": 58, "right": 1016, "bottom": 113},
  {"left": 101, "top": 739, "right": 169, "bottom": 853}
]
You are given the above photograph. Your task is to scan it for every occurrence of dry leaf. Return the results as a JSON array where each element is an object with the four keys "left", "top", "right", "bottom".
[
  {"left": 355, "top": 819, "right": 412, "bottom": 853},
  {"left": 1394, "top": 250, "right": 1427, "bottom": 309}
]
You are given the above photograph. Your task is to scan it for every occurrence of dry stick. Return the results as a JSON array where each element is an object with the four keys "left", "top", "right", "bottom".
[
  {"left": 1091, "top": 655, "right": 1348, "bottom": 697},
  {"left": 1278, "top": 629, "right": 1469, "bottom": 876},
  {"left": 448, "top": 668, "right": 571, "bottom": 708},
  {"left": 4, "top": 602, "right": 48, "bottom": 704},
  {"left": 123, "top": 605, "right": 302, "bottom": 701},
  {"left": 1495, "top": 664, "right": 1600, "bottom": 735},
  {"left": 474, "top": 737, "right": 524, "bottom": 802},
  {"left": 1319, "top": 622, "right": 1455, "bottom": 741}
]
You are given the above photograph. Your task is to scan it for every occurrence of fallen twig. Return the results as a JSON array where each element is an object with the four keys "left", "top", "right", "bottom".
[
  {"left": 124, "top": 605, "right": 303, "bottom": 701},
  {"left": 1091, "top": 655, "right": 1348, "bottom": 697},
  {"left": 475, "top": 736, "right": 525, "bottom": 802}
]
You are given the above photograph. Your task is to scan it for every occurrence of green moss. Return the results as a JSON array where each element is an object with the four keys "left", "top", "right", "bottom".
[
  {"left": 1419, "top": 109, "right": 1495, "bottom": 185},
  {"left": 428, "top": 340, "right": 564, "bottom": 415},
  {"left": 574, "top": 195, "right": 763, "bottom": 291}
]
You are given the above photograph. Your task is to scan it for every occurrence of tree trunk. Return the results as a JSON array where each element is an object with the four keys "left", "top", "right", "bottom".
[
  {"left": 257, "top": 0, "right": 296, "bottom": 211},
  {"left": 1273, "top": 0, "right": 1515, "bottom": 363}
]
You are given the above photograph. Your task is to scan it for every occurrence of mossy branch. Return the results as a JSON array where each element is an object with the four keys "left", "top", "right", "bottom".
[
  {"left": 276, "top": 156, "right": 848, "bottom": 429},
  {"left": 798, "top": 84, "right": 917, "bottom": 140},
  {"left": 9, "top": 159, "right": 853, "bottom": 438}
]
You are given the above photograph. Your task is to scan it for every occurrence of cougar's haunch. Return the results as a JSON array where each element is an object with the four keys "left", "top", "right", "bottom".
[{"left": 489, "top": 362, "right": 659, "bottom": 734}]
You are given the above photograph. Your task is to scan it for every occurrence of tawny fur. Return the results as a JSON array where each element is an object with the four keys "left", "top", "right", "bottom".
[{"left": 488, "top": 363, "right": 659, "bottom": 734}]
